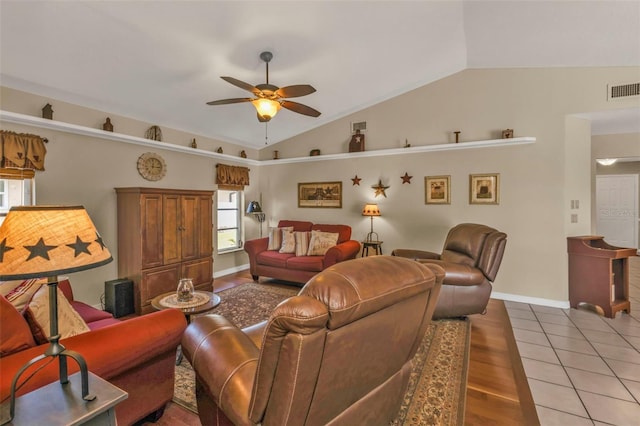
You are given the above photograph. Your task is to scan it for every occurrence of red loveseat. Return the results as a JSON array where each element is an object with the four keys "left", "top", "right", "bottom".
[
  {"left": 0, "top": 279, "right": 187, "bottom": 425},
  {"left": 244, "top": 220, "right": 361, "bottom": 284}
]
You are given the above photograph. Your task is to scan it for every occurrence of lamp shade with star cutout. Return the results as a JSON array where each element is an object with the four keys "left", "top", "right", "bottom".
[{"left": 0, "top": 206, "right": 112, "bottom": 280}]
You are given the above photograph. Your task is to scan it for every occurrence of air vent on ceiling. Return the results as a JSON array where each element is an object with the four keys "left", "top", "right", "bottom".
[{"left": 607, "top": 82, "right": 640, "bottom": 101}]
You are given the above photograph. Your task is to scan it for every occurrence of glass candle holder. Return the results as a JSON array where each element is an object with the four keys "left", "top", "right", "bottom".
[{"left": 176, "top": 278, "right": 194, "bottom": 302}]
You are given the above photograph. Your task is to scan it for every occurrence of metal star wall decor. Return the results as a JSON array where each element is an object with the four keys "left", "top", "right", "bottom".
[
  {"left": 401, "top": 172, "right": 413, "bottom": 184},
  {"left": 351, "top": 175, "right": 362, "bottom": 185},
  {"left": 372, "top": 179, "right": 390, "bottom": 198}
]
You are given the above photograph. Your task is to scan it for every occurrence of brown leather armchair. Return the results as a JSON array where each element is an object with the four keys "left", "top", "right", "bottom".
[
  {"left": 392, "top": 223, "right": 507, "bottom": 319},
  {"left": 181, "top": 256, "right": 443, "bottom": 426}
]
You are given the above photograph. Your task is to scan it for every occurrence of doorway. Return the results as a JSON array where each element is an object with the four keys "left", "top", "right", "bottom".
[{"left": 595, "top": 174, "right": 639, "bottom": 250}]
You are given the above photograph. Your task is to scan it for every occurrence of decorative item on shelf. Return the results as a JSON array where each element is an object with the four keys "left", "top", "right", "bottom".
[
  {"left": 42, "top": 103, "right": 54, "bottom": 120},
  {"left": 425, "top": 175, "right": 451, "bottom": 204},
  {"left": 102, "top": 118, "right": 113, "bottom": 132},
  {"left": 351, "top": 175, "right": 362, "bottom": 186},
  {"left": 246, "top": 200, "right": 267, "bottom": 237},
  {"left": 273, "top": 150, "right": 279, "bottom": 160},
  {"left": 240, "top": 150, "right": 247, "bottom": 158},
  {"left": 310, "top": 149, "right": 321, "bottom": 156},
  {"left": 454, "top": 131, "right": 461, "bottom": 143},
  {"left": 191, "top": 138, "right": 197, "bottom": 149},
  {"left": 372, "top": 179, "right": 389, "bottom": 198},
  {"left": 216, "top": 147, "right": 223, "bottom": 154},
  {"left": 362, "top": 203, "right": 381, "bottom": 242},
  {"left": 0, "top": 205, "right": 113, "bottom": 423},
  {"left": 404, "top": 138, "right": 411, "bottom": 148},
  {"left": 137, "top": 152, "right": 167, "bottom": 181},
  {"left": 176, "top": 278, "right": 195, "bottom": 302},
  {"left": 469, "top": 173, "right": 500, "bottom": 205},
  {"left": 349, "top": 129, "right": 365, "bottom": 152},
  {"left": 401, "top": 172, "right": 413, "bottom": 184},
  {"left": 144, "top": 125, "right": 162, "bottom": 141},
  {"left": 502, "top": 129, "right": 514, "bottom": 138}
]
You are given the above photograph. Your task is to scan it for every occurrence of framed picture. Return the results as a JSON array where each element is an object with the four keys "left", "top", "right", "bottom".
[
  {"left": 469, "top": 174, "right": 500, "bottom": 205},
  {"left": 425, "top": 175, "right": 450, "bottom": 204},
  {"left": 298, "top": 181, "right": 342, "bottom": 208}
]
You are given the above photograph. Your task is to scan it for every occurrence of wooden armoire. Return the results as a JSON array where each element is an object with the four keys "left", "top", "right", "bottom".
[{"left": 115, "top": 187, "right": 214, "bottom": 314}]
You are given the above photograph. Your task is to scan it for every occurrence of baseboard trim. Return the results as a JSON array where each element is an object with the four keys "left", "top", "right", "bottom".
[
  {"left": 492, "top": 291, "right": 570, "bottom": 309},
  {"left": 214, "top": 264, "right": 250, "bottom": 278}
]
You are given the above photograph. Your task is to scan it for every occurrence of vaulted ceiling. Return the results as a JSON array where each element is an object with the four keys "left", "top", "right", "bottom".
[{"left": 1, "top": 1, "right": 639, "bottom": 149}]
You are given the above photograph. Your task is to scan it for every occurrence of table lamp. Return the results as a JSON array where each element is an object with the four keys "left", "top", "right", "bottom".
[
  {"left": 362, "top": 203, "right": 381, "bottom": 242},
  {"left": 246, "top": 201, "right": 266, "bottom": 237},
  {"left": 0, "top": 206, "right": 113, "bottom": 423}
]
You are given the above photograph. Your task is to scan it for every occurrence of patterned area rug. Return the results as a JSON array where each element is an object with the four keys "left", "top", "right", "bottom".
[{"left": 173, "top": 283, "right": 470, "bottom": 426}]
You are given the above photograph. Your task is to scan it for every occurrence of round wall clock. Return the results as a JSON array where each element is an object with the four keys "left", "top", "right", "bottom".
[{"left": 137, "top": 152, "right": 167, "bottom": 181}]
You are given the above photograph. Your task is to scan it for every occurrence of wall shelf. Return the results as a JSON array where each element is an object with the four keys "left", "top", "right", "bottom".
[{"left": 1, "top": 110, "right": 536, "bottom": 166}]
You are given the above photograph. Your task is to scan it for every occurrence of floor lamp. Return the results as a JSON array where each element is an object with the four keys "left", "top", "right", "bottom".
[
  {"left": 0, "top": 206, "right": 113, "bottom": 424},
  {"left": 246, "top": 201, "right": 266, "bottom": 238},
  {"left": 362, "top": 203, "right": 381, "bottom": 242}
]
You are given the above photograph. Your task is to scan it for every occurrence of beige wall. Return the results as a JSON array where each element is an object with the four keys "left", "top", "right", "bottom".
[{"left": 1, "top": 66, "right": 639, "bottom": 307}]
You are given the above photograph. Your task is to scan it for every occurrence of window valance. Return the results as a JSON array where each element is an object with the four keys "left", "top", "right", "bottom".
[
  {"left": 0, "top": 130, "right": 47, "bottom": 171},
  {"left": 216, "top": 163, "right": 250, "bottom": 190}
]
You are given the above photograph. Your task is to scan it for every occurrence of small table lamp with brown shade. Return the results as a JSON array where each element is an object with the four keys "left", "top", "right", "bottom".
[
  {"left": 0, "top": 206, "right": 113, "bottom": 424},
  {"left": 362, "top": 203, "right": 381, "bottom": 242}
]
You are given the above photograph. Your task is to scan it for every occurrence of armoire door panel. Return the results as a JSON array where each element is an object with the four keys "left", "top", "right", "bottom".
[
  {"left": 181, "top": 195, "right": 200, "bottom": 260},
  {"left": 140, "top": 264, "right": 180, "bottom": 314},
  {"left": 163, "top": 194, "right": 181, "bottom": 264},
  {"left": 182, "top": 257, "right": 213, "bottom": 292},
  {"left": 141, "top": 194, "right": 163, "bottom": 269}
]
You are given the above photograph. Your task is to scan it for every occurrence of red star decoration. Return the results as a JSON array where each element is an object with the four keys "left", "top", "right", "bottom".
[
  {"left": 351, "top": 175, "right": 362, "bottom": 185},
  {"left": 401, "top": 172, "right": 413, "bottom": 184}
]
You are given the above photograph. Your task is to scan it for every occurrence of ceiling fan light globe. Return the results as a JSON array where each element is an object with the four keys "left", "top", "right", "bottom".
[{"left": 252, "top": 99, "right": 281, "bottom": 121}]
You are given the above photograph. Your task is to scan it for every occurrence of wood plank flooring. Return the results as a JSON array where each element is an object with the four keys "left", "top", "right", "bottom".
[{"left": 141, "top": 272, "right": 537, "bottom": 425}]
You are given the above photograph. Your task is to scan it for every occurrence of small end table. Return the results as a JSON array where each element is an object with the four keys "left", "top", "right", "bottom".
[{"left": 361, "top": 240, "right": 383, "bottom": 256}]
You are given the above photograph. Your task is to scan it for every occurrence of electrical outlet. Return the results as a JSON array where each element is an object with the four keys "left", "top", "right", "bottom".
[{"left": 571, "top": 214, "right": 578, "bottom": 223}]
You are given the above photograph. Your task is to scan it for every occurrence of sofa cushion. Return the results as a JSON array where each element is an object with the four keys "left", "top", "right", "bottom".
[
  {"left": 311, "top": 224, "right": 351, "bottom": 244},
  {"left": 294, "top": 231, "right": 311, "bottom": 256},
  {"left": 0, "top": 295, "right": 36, "bottom": 357},
  {"left": 257, "top": 251, "right": 295, "bottom": 268},
  {"left": 24, "top": 285, "right": 91, "bottom": 344},
  {"left": 307, "top": 230, "right": 339, "bottom": 256},
  {"left": 286, "top": 255, "right": 324, "bottom": 272},
  {"left": 277, "top": 220, "right": 313, "bottom": 232},
  {"left": 71, "top": 301, "right": 115, "bottom": 324},
  {"left": 279, "top": 229, "right": 296, "bottom": 254},
  {"left": 267, "top": 226, "right": 294, "bottom": 251},
  {"left": 1, "top": 278, "right": 46, "bottom": 312}
]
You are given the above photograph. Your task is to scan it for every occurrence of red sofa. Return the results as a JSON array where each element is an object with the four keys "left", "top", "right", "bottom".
[
  {"left": 0, "top": 279, "right": 187, "bottom": 425},
  {"left": 244, "top": 220, "right": 361, "bottom": 284}
]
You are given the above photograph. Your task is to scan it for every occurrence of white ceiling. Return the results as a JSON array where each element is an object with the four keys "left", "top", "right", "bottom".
[{"left": 1, "top": 1, "right": 639, "bottom": 150}]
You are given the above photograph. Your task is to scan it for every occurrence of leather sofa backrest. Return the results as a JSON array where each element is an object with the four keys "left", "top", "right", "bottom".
[
  {"left": 248, "top": 256, "right": 441, "bottom": 426},
  {"left": 311, "top": 223, "right": 352, "bottom": 243}
]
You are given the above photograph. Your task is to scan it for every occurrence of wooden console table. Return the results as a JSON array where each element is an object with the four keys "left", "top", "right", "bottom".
[{"left": 1, "top": 372, "right": 127, "bottom": 425}]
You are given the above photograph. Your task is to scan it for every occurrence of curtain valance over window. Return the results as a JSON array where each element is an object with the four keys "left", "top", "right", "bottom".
[
  {"left": 216, "top": 163, "right": 250, "bottom": 190},
  {"left": 0, "top": 131, "right": 47, "bottom": 171}
]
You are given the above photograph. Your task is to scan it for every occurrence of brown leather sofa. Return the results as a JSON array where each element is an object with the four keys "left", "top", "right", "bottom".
[
  {"left": 392, "top": 223, "right": 507, "bottom": 319},
  {"left": 182, "top": 256, "right": 444, "bottom": 426}
]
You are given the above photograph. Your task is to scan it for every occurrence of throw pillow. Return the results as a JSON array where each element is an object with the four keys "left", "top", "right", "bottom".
[
  {"left": 307, "top": 230, "right": 339, "bottom": 256},
  {"left": 0, "top": 295, "right": 36, "bottom": 357},
  {"left": 24, "top": 285, "right": 90, "bottom": 345},
  {"left": 294, "top": 231, "right": 311, "bottom": 256},
  {"left": 279, "top": 229, "right": 296, "bottom": 254},
  {"left": 267, "top": 226, "right": 293, "bottom": 251},
  {"left": 2, "top": 278, "right": 46, "bottom": 312}
]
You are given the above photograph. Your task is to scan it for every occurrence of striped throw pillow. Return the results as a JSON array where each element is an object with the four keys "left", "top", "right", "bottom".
[
  {"left": 267, "top": 226, "right": 293, "bottom": 251},
  {"left": 294, "top": 231, "right": 311, "bottom": 256}
]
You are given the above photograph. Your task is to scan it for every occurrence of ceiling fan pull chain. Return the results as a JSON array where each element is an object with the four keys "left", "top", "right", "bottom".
[{"left": 265, "top": 122, "right": 269, "bottom": 144}]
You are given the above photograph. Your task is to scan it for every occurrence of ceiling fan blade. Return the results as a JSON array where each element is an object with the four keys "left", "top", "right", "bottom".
[
  {"left": 281, "top": 100, "right": 321, "bottom": 117},
  {"left": 206, "top": 98, "right": 253, "bottom": 105},
  {"left": 221, "top": 76, "right": 261, "bottom": 95},
  {"left": 275, "top": 84, "right": 316, "bottom": 98}
]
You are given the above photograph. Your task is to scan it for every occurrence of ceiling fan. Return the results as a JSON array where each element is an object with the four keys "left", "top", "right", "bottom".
[{"left": 207, "top": 51, "right": 321, "bottom": 122}]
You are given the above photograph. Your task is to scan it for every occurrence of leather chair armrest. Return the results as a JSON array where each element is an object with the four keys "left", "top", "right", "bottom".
[
  {"left": 417, "top": 259, "right": 485, "bottom": 286},
  {"left": 244, "top": 237, "right": 269, "bottom": 257},
  {"left": 324, "top": 240, "right": 361, "bottom": 267},
  {"left": 392, "top": 248, "right": 441, "bottom": 260},
  {"left": 182, "top": 314, "right": 259, "bottom": 426}
]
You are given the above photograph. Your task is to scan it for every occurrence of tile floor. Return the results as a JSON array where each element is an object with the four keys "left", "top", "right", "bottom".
[{"left": 506, "top": 256, "right": 640, "bottom": 425}]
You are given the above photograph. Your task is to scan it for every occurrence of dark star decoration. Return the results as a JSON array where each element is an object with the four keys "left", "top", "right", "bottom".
[
  {"left": 351, "top": 175, "right": 362, "bottom": 185},
  {"left": 372, "top": 179, "right": 390, "bottom": 198},
  {"left": 25, "top": 237, "right": 57, "bottom": 261},
  {"left": 401, "top": 172, "right": 413, "bottom": 184},
  {"left": 95, "top": 233, "right": 106, "bottom": 250},
  {"left": 0, "top": 238, "right": 14, "bottom": 262},
  {"left": 67, "top": 236, "right": 92, "bottom": 257}
]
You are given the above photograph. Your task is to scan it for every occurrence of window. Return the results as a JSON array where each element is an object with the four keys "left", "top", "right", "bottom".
[
  {"left": 216, "top": 189, "right": 242, "bottom": 253},
  {"left": 0, "top": 172, "right": 35, "bottom": 226}
]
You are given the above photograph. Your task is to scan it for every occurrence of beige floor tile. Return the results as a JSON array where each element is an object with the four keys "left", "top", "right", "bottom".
[
  {"left": 581, "top": 328, "right": 634, "bottom": 348},
  {"left": 579, "top": 390, "right": 640, "bottom": 425},
  {"left": 535, "top": 405, "right": 592, "bottom": 426},
  {"left": 546, "top": 334, "right": 596, "bottom": 355},
  {"left": 507, "top": 308, "right": 537, "bottom": 320},
  {"left": 531, "top": 305, "right": 566, "bottom": 316},
  {"left": 607, "top": 358, "right": 640, "bottom": 382},
  {"left": 565, "top": 367, "right": 634, "bottom": 401},
  {"left": 513, "top": 328, "right": 550, "bottom": 346},
  {"left": 510, "top": 317, "right": 544, "bottom": 332},
  {"left": 517, "top": 341, "right": 560, "bottom": 364},
  {"left": 555, "top": 349, "right": 614, "bottom": 376},
  {"left": 522, "top": 358, "right": 572, "bottom": 386},
  {"left": 621, "top": 379, "right": 640, "bottom": 402},
  {"left": 591, "top": 341, "right": 640, "bottom": 364},
  {"left": 528, "top": 379, "right": 588, "bottom": 417},
  {"left": 536, "top": 312, "right": 574, "bottom": 326},
  {"left": 540, "top": 322, "right": 583, "bottom": 339}
]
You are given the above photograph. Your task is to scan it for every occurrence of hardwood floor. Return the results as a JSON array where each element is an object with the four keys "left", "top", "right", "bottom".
[{"left": 143, "top": 272, "right": 537, "bottom": 425}]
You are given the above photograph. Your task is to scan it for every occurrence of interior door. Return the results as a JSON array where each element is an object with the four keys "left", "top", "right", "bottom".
[{"left": 596, "top": 174, "right": 639, "bottom": 250}]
